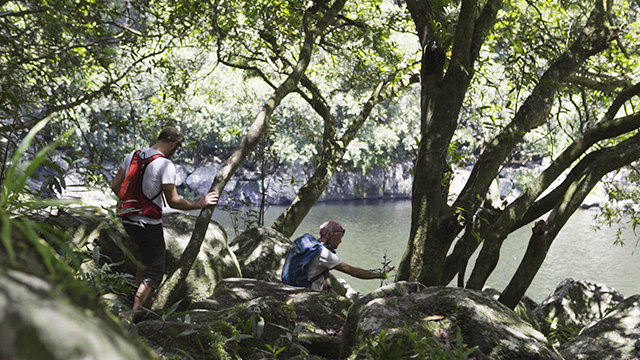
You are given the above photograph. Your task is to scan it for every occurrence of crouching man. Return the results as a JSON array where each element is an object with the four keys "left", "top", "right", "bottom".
[{"left": 307, "top": 220, "right": 393, "bottom": 291}]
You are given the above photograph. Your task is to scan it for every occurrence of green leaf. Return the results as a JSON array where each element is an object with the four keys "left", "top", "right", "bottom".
[
  {"left": 226, "top": 334, "right": 253, "bottom": 342},
  {"left": 176, "top": 329, "right": 197, "bottom": 338},
  {"left": 1, "top": 117, "right": 52, "bottom": 206},
  {"left": 1, "top": 214, "right": 15, "bottom": 264},
  {"left": 163, "top": 299, "right": 184, "bottom": 320},
  {"left": 19, "top": 220, "right": 55, "bottom": 274},
  {"left": 274, "top": 346, "right": 287, "bottom": 357}
]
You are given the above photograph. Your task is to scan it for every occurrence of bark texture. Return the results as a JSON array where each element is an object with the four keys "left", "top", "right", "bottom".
[{"left": 154, "top": 0, "right": 347, "bottom": 308}]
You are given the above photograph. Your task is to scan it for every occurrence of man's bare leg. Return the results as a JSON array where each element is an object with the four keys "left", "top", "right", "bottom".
[{"left": 133, "top": 283, "right": 155, "bottom": 310}]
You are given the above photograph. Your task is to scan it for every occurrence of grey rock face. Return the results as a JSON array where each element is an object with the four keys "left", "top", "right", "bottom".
[
  {"left": 532, "top": 278, "right": 625, "bottom": 339},
  {"left": 184, "top": 162, "right": 221, "bottom": 195},
  {"left": 0, "top": 269, "right": 154, "bottom": 360},
  {"left": 228, "top": 227, "right": 292, "bottom": 282},
  {"left": 175, "top": 163, "right": 195, "bottom": 187},
  {"left": 180, "top": 160, "right": 414, "bottom": 205},
  {"left": 560, "top": 294, "right": 640, "bottom": 360},
  {"left": 482, "top": 286, "right": 542, "bottom": 332},
  {"left": 341, "top": 283, "right": 562, "bottom": 360}
]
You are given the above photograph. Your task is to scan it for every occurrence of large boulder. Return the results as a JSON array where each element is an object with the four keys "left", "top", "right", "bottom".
[
  {"left": 82, "top": 212, "right": 241, "bottom": 307},
  {"left": 0, "top": 269, "right": 155, "bottom": 360},
  {"left": 482, "top": 287, "right": 542, "bottom": 331},
  {"left": 559, "top": 294, "right": 640, "bottom": 360},
  {"left": 146, "top": 278, "right": 352, "bottom": 360},
  {"left": 162, "top": 212, "right": 242, "bottom": 303},
  {"left": 341, "top": 282, "right": 562, "bottom": 360},
  {"left": 533, "top": 278, "right": 625, "bottom": 340},
  {"left": 341, "top": 281, "right": 426, "bottom": 358},
  {"left": 228, "top": 227, "right": 291, "bottom": 282}
]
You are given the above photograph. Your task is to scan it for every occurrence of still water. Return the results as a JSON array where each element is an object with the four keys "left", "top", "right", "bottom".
[{"left": 211, "top": 199, "right": 640, "bottom": 303}]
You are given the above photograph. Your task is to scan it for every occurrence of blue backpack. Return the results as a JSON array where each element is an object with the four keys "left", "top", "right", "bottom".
[{"left": 281, "top": 233, "right": 324, "bottom": 287}]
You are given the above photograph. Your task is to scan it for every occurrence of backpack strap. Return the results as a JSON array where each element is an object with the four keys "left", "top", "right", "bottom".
[{"left": 136, "top": 151, "right": 165, "bottom": 201}]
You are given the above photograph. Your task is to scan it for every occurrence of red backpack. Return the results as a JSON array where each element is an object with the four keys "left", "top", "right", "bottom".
[{"left": 117, "top": 150, "right": 165, "bottom": 219}]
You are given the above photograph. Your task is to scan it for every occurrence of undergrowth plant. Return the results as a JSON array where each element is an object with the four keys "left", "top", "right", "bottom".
[
  {"left": 0, "top": 117, "right": 140, "bottom": 311},
  {"left": 365, "top": 328, "right": 478, "bottom": 360},
  {"left": 227, "top": 315, "right": 310, "bottom": 359},
  {"left": 0, "top": 117, "right": 81, "bottom": 276},
  {"left": 546, "top": 317, "right": 581, "bottom": 348}
]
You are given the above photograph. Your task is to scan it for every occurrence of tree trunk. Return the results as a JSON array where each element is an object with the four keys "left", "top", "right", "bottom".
[
  {"left": 153, "top": 0, "right": 347, "bottom": 309},
  {"left": 499, "top": 134, "right": 640, "bottom": 308},
  {"left": 272, "top": 73, "right": 419, "bottom": 238},
  {"left": 398, "top": 0, "right": 502, "bottom": 285}
]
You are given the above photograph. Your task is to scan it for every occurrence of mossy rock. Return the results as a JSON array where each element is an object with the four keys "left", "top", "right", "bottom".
[
  {"left": 0, "top": 269, "right": 156, "bottom": 360},
  {"left": 228, "top": 226, "right": 291, "bottom": 282},
  {"left": 192, "top": 279, "right": 352, "bottom": 359},
  {"left": 559, "top": 294, "right": 640, "bottom": 360},
  {"left": 342, "top": 283, "right": 562, "bottom": 360},
  {"left": 532, "top": 278, "right": 624, "bottom": 339},
  {"left": 482, "top": 286, "right": 541, "bottom": 331},
  {"left": 136, "top": 318, "right": 238, "bottom": 360}
]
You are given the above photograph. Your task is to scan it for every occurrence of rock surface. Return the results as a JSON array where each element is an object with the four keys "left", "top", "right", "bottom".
[
  {"left": 559, "top": 294, "right": 640, "bottom": 360},
  {"left": 162, "top": 212, "right": 242, "bottom": 303},
  {"left": 228, "top": 227, "right": 292, "bottom": 282},
  {"left": 341, "top": 282, "right": 562, "bottom": 360},
  {"left": 482, "top": 286, "right": 542, "bottom": 332},
  {"left": 138, "top": 278, "right": 352, "bottom": 360},
  {"left": 532, "top": 278, "right": 625, "bottom": 339},
  {"left": 87, "top": 212, "right": 242, "bottom": 307},
  {"left": 0, "top": 269, "right": 155, "bottom": 360}
]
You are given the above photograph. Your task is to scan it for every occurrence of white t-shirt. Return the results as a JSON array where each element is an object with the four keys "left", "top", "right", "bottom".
[
  {"left": 120, "top": 147, "right": 176, "bottom": 225},
  {"left": 307, "top": 246, "right": 342, "bottom": 291}
]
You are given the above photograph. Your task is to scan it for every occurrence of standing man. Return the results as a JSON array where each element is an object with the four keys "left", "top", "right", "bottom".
[
  {"left": 111, "top": 126, "right": 218, "bottom": 310},
  {"left": 307, "top": 220, "right": 394, "bottom": 291}
]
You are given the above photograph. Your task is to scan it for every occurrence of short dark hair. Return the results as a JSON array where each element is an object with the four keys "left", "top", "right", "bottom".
[{"left": 158, "top": 126, "right": 184, "bottom": 143}]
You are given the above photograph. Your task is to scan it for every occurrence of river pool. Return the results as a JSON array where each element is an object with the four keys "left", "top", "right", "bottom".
[{"left": 211, "top": 199, "right": 640, "bottom": 303}]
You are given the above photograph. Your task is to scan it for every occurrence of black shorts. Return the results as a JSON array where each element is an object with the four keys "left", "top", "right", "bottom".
[{"left": 123, "top": 222, "right": 165, "bottom": 289}]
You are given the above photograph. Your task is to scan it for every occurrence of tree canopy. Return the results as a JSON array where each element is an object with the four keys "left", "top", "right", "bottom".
[{"left": 1, "top": 0, "right": 639, "bottom": 310}]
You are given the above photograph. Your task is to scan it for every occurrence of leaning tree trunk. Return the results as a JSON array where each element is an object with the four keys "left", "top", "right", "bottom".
[
  {"left": 499, "top": 134, "right": 640, "bottom": 308},
  {"left": 462, "top": 2, "right": 617, "bottom": 292},
  {"left": 153, "top": 0, "right": 347, "bottom": 309},
  {"left": 272, "top": 73, "right": 419, "bottom": 238}
]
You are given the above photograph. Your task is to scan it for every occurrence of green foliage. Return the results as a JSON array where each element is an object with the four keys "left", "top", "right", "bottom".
[
  {"left": 79, "top": 259, "right": 134, "bottom": 296},
  {"left": 378, "top": 251, "right": 394, "bottom": 287},
  {"left": 594, "top": 169, "right": 640, "bottom": 250},
  {"left": 546, "top": 318, "right": 581, "bottom": 348},
  {"left": 365, "top": 328, "right": 478, "bottom": 360},
  {"left": 219, "top": 196, "right": 264, "bottom": 237},
  {"left": 228, "top": 315, "right": 310, "bottom": 359},
  {"left": 0, "top": 117, "right": 82, "bottom": 275}
]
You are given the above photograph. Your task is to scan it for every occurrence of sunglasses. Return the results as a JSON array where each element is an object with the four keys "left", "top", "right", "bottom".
[{"left": 335, "top": 229, "right": 345, "bottom": 235}]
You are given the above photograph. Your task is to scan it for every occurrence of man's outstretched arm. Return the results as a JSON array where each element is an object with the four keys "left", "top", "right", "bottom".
[
  {"left": 162, "top": 183, "right": 218, "bottom": 211},
  {"left": 333, "top": 262, "right": 391, "bottom": 280}
]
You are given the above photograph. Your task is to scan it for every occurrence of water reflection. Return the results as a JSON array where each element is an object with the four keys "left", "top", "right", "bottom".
[{"left": 211, "top": 199, "right": 640, "bottom": 302}]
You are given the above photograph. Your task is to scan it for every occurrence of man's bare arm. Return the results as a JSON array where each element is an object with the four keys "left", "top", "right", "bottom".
[
  {"left": 162, "top": 183, "right": 218, "bottom": 210},
  {"left": 111, "top": 167, "right": 126, "bottom": 197},
  {"left": 333, "top": 262, "right": 389, "bottom": 280}
]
